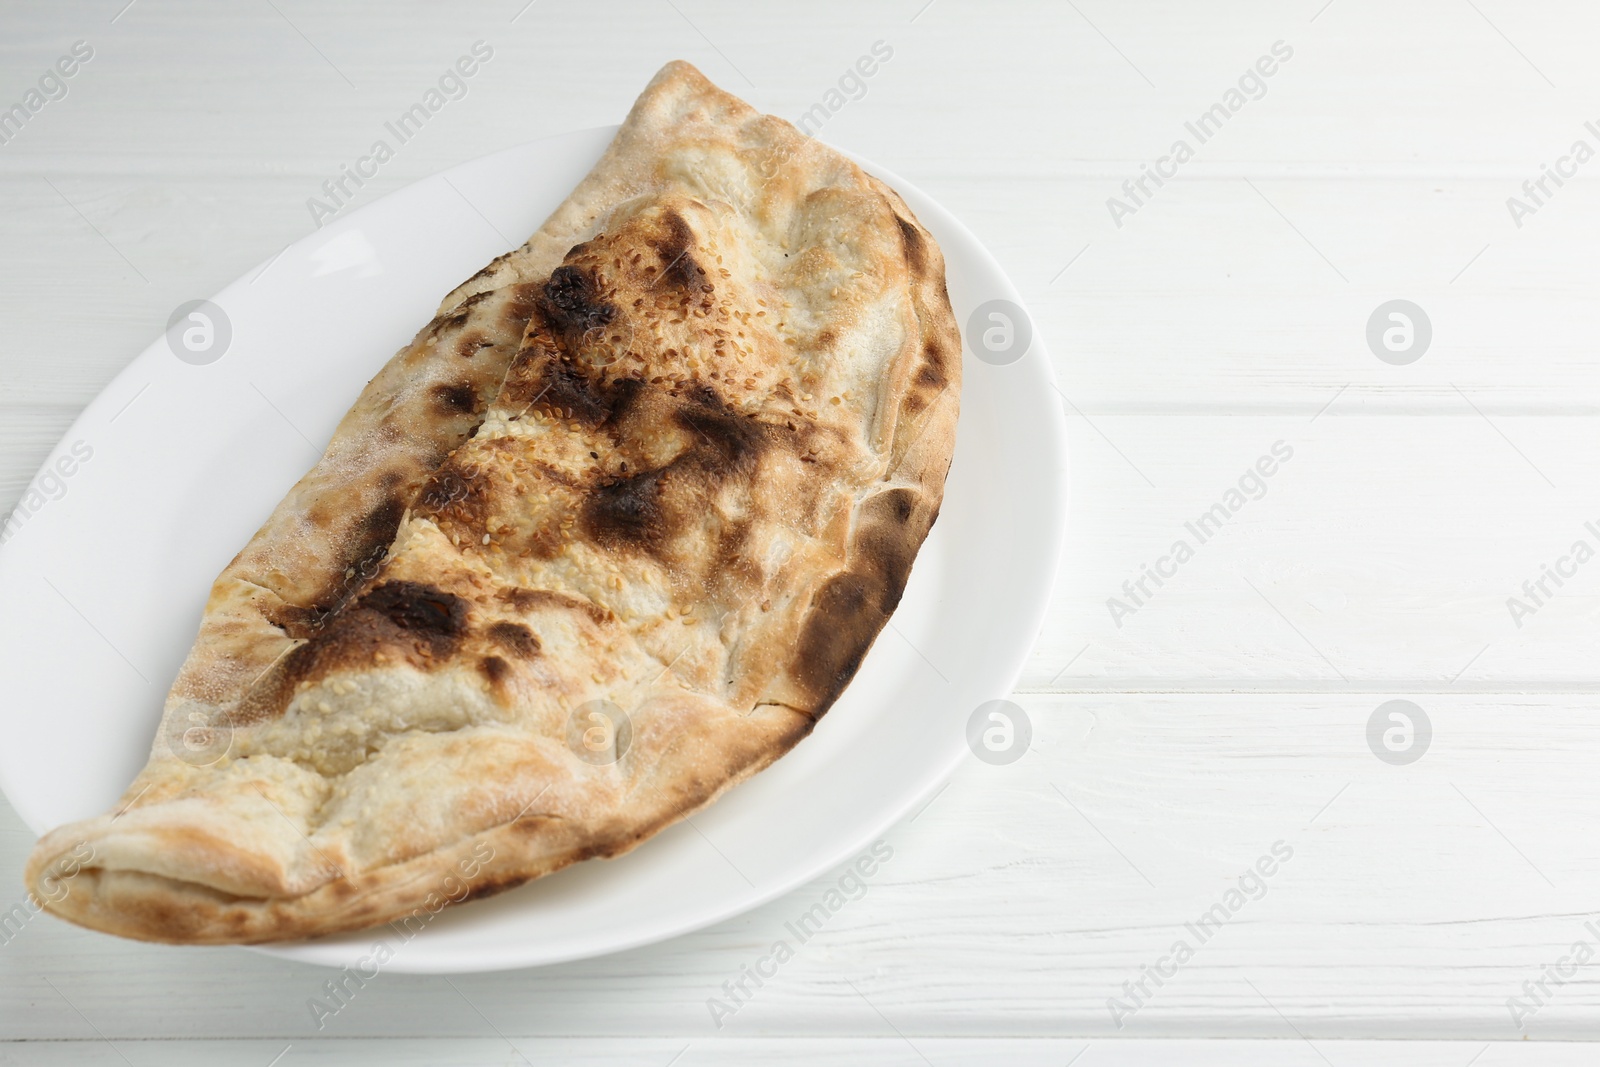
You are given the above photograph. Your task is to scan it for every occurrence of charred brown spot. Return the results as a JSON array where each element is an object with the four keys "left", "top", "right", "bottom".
[
  {"left": 518, "top": 353, "right": 612, "bottom": 424},
  {"left": 790, "top": 488, "right": 928, "bottom": 711},
  {"left": 685, "top": 381, "right": 723, "bottom": 408},
  {"left": 541, "top": 265, "right": 615, "bottom": 333},
  {"left": 918, "top": 340, "right": 947, "bottom": 388},
  {"left": 896, "top": 214, "right": 927, "bottom": 274},
  {"left": 856, "top": 489, "right": 922, "bottom": 598},
  {"left": 711, "top": 517, "right": 755, "bottom": 580},
  {"left": 455, "top": 334, "right": 495, "bottom": 360},
  {"left": 578, "top": 386, "right": 774, "bottom": 555},
  {"left": 677, "top": 402, "right": 766, "bottom": 473},
  {"left": 479, "top": 655, "right": 510, "bottom": 685},
  {"left": 882, "top": 487, "right": 917, "bottom": 524},
  {"left": 497, "top": 587, "right": 542, "bottom": 612},
  {"left": 431, "top": 290, "right": 494, "bottom": 336},
  {"left": 360, "top": 581, "right": 468, "bottom": 642},
  {"left": 345, "top": 536, "right": 395, "bottom": 596},
  {"left": 233, "top": 582, "right": 469, "bottom": 725},
  {"left": 417, "top": 464, "right": 490, "bottom": 531},
  {"left": 487, "top": 620, "right": 540, "bottom": 657},
  {"left": 655, "top": 210, "right": 704, "bottom": 289},
  {"left": 278, "top": 497, "right": 407, "bottom": 626},
  {"left": 605, "top": 376, "right": 646, "bottom": 426},
  {"left": 496, "top": 587, "right": 611, "bottom": 625},
  {"left": 433, "top": 381, "right": 480, "bottom": 415},
  {"left": 791, "top": 572, "right": 882, "bottom": 711},
  {"left": 584, "top": 468, "right": 668, "bottom": 549},
  {"left": 263, "top": 601, "right": 330, "bottom": 640},
  {"left": 430, "top": 311, "right": 468, "bottom": 336},
  {"left": 501, "top": 281, "right": 542, "bottom": 323},
  {"left": 356, "top": 498, "right": 406, "bottom": 558},
  {"left": 458, "top": 289, "right": 494, "bottom": 312}
]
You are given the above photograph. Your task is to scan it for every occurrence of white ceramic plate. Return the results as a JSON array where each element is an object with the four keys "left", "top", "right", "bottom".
[{"left": 0, "top": 127, "right": 1067, "bottom": 973}]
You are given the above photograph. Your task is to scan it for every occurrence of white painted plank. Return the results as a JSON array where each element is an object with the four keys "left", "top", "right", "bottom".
[
  {"left": 3, "top": 1037, "right": 1598, "bottom": 1067},
  {"left": 1022, "top": 412, "right": 1600, "bottom": 691},
  {"left": 1, "top": 0, "right": 1597, "bottom": 177},
  {"left": 4, "top": 172, "right": 1599, "bottom": 422},
  {"left": 6, "top": 695, "right": 1600, "bottom": 1041},
  {"left": 8, "top": 408, "right": 1599, "bottom": 691}
]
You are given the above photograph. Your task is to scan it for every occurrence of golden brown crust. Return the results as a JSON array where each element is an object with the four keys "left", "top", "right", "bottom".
[{"left": 25, "top": 61, "right": 961, "bottom": 944}]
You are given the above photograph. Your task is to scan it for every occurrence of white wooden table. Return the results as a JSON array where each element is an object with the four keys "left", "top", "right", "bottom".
[{"left": 4, "top": 0, "right": 1599, "bottom": 1062}]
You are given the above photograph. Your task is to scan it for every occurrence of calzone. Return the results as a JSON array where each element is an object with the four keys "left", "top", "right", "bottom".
[{"left": 24, "top": 61, "right": 961, "bottom": 943}]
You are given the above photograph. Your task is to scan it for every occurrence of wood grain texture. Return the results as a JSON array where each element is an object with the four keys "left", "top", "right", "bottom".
[
  {"left": 3, "top": 0, "right": 1599, "bottom": 1057},
  {"left": 5, "top": 1038, "right": 1599, "bottom": 1066}
]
